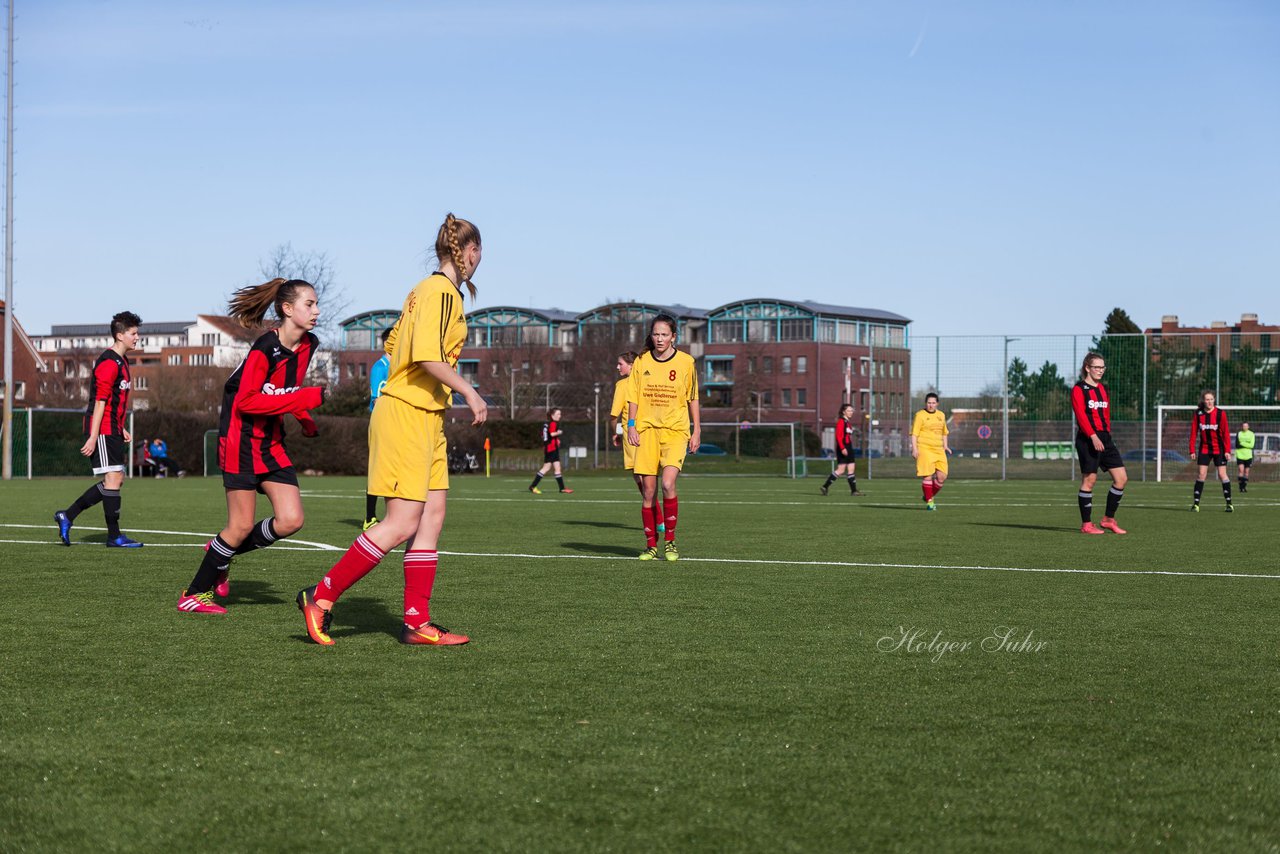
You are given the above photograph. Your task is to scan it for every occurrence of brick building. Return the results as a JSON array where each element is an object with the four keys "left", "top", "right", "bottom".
[{"left": 0, "top": 300, "right": 49, "bottom": 406}]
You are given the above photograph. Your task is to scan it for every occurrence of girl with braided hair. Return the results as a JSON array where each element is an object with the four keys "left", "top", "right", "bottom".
[
  {"left": 177, "top": 278, "right": 325, "bottom": 614},
  {"left": 298, "top": 213, "right": 487, "bottom": 646}
]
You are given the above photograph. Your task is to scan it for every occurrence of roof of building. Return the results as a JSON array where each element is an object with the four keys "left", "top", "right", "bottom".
[
  {"left": 196, "top": 315, "right": 260, "bottom": 343},
  {"left": 338, "top": 309, "right": 402, "bottom": 328},
  {"left": 577, "top": 302, "right": 710, "bottom": 321},
  {"left": 709, "top": 298, "right": 911, "bottom": 324},
  {"left": 468, "top": 306, "right": 581, "bottom": 324},
  {"left": 47, "top": 320, "right": 193, "bottom": 336},
  {"left": 0, "top": 300, "right": 48, "bottom": 369}
]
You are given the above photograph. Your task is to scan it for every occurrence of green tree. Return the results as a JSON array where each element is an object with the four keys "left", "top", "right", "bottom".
[
  {"left": 1092, "top": 308, "right": 1145, "bottom": 419},
  {"left": 1021, "top": 361, "right": 1072, "bottom": 420}
]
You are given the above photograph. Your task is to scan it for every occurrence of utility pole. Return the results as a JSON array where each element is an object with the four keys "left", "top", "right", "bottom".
[{"left": 2, "top": 0, "right": 15, "bottom": 480}]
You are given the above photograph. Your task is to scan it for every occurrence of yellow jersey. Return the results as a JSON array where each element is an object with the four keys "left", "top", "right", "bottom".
[
  {"left": 381, "top": 273, "right": 467, "bottom": 411},
  {"left": 611, "top": 377, "right": 629, "bottom": 420},
  {"left": 911, "top": 409, "right": 948, "bottom": 449},
  {"left": 628, "top": 349, "right": 698, "bottom": 432}
]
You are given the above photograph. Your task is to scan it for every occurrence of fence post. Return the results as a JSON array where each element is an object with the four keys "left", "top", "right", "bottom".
[
  {"left": 1141, "top": 333, "right": 1149, "bottom": 482},
  {"left": 26, "top": 406, "right": 32, "bottom": 479}
]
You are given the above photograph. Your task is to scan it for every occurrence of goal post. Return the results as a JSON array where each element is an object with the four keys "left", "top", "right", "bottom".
[
  {"left": 1156, "top": 405, "right": 1280, "bottom": 482},
  {"left": 694, "top": 421, "right": 798, "bottom": 477}
]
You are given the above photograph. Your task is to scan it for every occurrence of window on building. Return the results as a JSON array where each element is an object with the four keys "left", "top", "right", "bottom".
[
  {"left": 706, "top": 357, "right": 733, "bottom": 384},
  {"left": 797, "top": 356, "right": 807, "bottom": 374},
  {"left": 468, "top": 328, "right": 487, "bottom": 347},
  {"left": 458, "top": 361, "right": 479, "bottom": 385},
  {"left": 781, "top": 357, "right": 792, "bottom": 374},
  {"left": 747, "top": 356, "right": 756, "bottom": 374},
  {"left": 168, "top": 354, "right": 181, "bottom": 366},
  {"left": 763, "top": 357, "right": 773, "bottom": 373},
  {"left": 797, "top": 388, "right": 806, "bottom": 406},
  {"left": 779, "top": 318, "right": 812, "bottom": 341},
  {"left": 747, "top": 320, "right": 773, "bottom": 343},
  {"left": 190, "top": 354, "right": 212, "bottom": 366},
  {"left": 359, "top": 363, "right": 367, "bottom": 377},
  {"left": 762, "top": 390, "right": 773, "bottom": 406},
  {"left": 705, "top": 387, "right": 733, "bottom": 407},
  {"left": 782, "top": 388, "right": 792, "bottom": 407},
  {"left": 711, "top": 320, "right": 744, "bottom": 343},
  {"left": 491, "top": 363, "right": 499, "bottom": 377},
  {"left": 202, "top": 333, "right": 218, "bottom": 346},
  {"left": 134, "top": 376, "right": 148, "bottom": 391}
]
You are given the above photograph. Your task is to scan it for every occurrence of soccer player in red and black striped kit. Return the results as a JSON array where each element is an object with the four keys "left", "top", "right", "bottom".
[
  {"left": 1070, "top": 352, "right": 1129, "bottom": 535},
  {"left": 529, "top": 408, "right": 572, "bottom": 494},
  {"left": 820, "top": 403, "right": 864, "bottom": 496},
  {"left": 53, "top": 311, "right": 145, "bottom": 548},
  {"left": 177, "top": 279, "right": 325, "bottom": 615},
  {"left": 1189, "top": 390, "right": 1233, "bottom": 513}
]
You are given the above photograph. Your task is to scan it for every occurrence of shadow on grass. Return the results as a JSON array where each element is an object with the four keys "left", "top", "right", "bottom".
[
  {"left": 561, "top": 520, "right": 632, "bottom": 530},
  {"left": 970, "top": 522, "right": 1079, "bottom": 534},
  {"left": 225, "top": 579, "right": 288, "bottom": 607},
  {"left": 326, "top": 596, "right": 401, "bottom": 641},
  {"left": 560, "top": 541, "right": 638, "bottom": 557},
  {"left": 859, "top": 503, "right": 924, "bottom": 512}
]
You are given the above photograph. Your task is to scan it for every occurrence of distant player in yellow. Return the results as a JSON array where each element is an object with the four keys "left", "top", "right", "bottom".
[
  {"left": 911, "top": 392, "right": 951, "bottom": 511},
  {"left": 610, "top": 351, "right": 644, "bottom": 497},
  {"left": 626, "top": 314, "right": 700, "bottom": 560}
]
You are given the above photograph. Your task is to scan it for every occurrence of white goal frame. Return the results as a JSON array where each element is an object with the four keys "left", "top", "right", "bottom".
[
  {"left": 700, "top": 421, "right": 798, "bottom": 478},
  {"left": 1156, "top": 405, "right": 1280, "bottom": 482}
]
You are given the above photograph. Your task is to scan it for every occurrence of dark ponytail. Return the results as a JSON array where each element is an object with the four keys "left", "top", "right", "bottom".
[{"left": 228, "top": 278, "right": 313, "bottom": 328}]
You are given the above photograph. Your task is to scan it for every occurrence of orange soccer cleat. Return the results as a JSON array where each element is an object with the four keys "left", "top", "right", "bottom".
[
  {"left": 296, "top": 586, "right": 334, "bottom": 646},
  {"left": 400, "top": 622, "right": 470, "bottom": 646},
  {"left": 1099, "top": 517, "right": 1127, "bottom": 535},
  {"left": 1080, "top": 522, "right": 1105, "bottom": 535}
]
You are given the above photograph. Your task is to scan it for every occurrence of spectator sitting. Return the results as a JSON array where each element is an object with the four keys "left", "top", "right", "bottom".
[{"left": 148, "top": 437, "right": 173, "bottom": 478}]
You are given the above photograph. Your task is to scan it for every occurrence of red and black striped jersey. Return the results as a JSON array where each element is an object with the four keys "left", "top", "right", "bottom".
[
  {"left": 1191, "top": 408, "right": 1232, "bottom": 456},
  {"left": 836, "top": 417, "right": 854, "bottom": 453},
  {"left": 218, "top": 330, "right": 324, "bottom": 475},
  {"left": 542, "top": 420, "right": 560, "bottom": 453},
  {"left": 1071, "top": 381, "right": 1111, "bottom": 436},
  {"left": 83, "top": 349, "right": 131, "bottom": 436}
]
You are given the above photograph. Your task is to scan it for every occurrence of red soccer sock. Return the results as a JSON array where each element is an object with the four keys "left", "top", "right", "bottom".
[
  {"left": 319, "top": 533, "right": 386, "bottom": 603},
  {"left": 663, "top": 496, "right": 678, "bottom": 541},
  {"left": 922, "top": 480, "right": 935, "bottom": 501},
  {"left": 403, "top": 549, "right": 438, "bottom": 629},
  {"left": 642, "top": 504, "right": 659, "bottom": 548},
  {"left": 931, "top": 481, "right": 942, "bottom": 497}
]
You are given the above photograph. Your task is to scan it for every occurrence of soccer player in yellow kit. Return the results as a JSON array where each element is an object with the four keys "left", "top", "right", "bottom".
[
  {"left": 626, "top": 315, "right": 700, "bottom": 560},
  {"left": 911, "top": 392, "right": 951, "bottom": 511},
  {"left": 610, "top": 351, "right": 644, "bottom": 497},
  {"left": 298, "top": 213, "right": 487, "bottom": 646}
]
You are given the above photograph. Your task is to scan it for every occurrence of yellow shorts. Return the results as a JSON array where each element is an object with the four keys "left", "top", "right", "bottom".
[
  {"left": 634, "top": 427, "right": 689, "bottom": 476},
  {"left": 916, "top": 447, "right": 948, "bottom": 478},
  {"left": 623, "top": 436, "right": 636, "bottom": 470},
  {"left": 368, "top": 395, "right": 448, "bottom": 500}
]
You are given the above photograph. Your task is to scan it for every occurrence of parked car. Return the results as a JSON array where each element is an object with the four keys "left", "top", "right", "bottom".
[
  {"left": 1121, "top": 449, "right": 1190, "bottom": 463},
  {"left": 694, "top": 443, "right": 728, "bottom": 456}
]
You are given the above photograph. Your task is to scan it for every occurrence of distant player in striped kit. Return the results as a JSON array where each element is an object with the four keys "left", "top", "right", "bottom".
[
  {"left": 821, "top": 403, "right": 864, "bottom": 497},
  {"left": 176, "top": 279, "right": 325, "bottom": 615},
  {"left": 529, "top": 408, "right": 572, "bottom": 494},
  {"left": 298, "top": 213, "right": 487, "bottom": 646},
  {"left": 53, "top": 311, "right": 144, "bottom": 548},
  {"left": 1070, "top": 352, "right": 1129, "bottom": 535},
  {"left": 1190, "top": 390, "right": 1233, "bottom": 512}
]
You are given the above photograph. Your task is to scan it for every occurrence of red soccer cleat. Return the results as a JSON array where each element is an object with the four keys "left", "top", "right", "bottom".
[
  {"left": 1080, "top": 522, "right": 1105, "bottom": 535},
  {"left": 1099, "top": 517, "right": 1127, "bottom": 535},
  {"left": 177, "top": 589, "right": 227, "bottom": 615},
  {"left": 400, "top": 622, "right": 470, "bottom": 646},
  {"left": 560, "top": 488, "right": 574, "bottom": 494}
]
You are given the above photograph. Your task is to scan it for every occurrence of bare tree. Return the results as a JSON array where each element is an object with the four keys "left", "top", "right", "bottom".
[{"left": 257, "top": 243, "right": 351, "bottom": 344}]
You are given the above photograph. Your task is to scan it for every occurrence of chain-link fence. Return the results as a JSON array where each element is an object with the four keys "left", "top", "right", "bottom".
[{"left": 904, "top": 332, "right": 1280, "bottom": 481}]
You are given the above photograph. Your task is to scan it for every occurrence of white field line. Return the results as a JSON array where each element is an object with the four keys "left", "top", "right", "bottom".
[
  {"left": 0, "top": 524, "right": 342, "bottom": 551},
  {"left": 433, "top": 550, "right": 1280, "bottom": 581}
]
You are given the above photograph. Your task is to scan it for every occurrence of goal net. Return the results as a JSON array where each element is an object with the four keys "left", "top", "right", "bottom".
[
  {"left": 1156, "top": 405, "right": 1280, "bottom": 482},
  {"left": 682, "top": 421, "right": 798, "bottom": 477}
]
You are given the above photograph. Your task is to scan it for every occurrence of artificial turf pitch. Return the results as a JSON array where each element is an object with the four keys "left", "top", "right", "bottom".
[{"left": 1, "top": 474, "right": 1276, "bottom": 852}]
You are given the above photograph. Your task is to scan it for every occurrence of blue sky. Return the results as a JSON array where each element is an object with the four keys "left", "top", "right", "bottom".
[{"left": 11, "top": 0, "right": 1280, "bottom": 338}]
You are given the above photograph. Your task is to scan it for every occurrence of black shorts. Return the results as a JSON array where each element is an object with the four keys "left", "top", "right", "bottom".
[
  {"left": 88, "top": 434, "right": 127, "bottom": 474},
  {"left": 835, "top": 449, "right": 855, "bottom": 465},
  {"left": 1238, "top": 457, "right": 1253, "bottom": 469},
  {"left": 1076, "top": 432, "right": 1124, "bottom": 475},
  {"left": 543, "top": 450, "right": 561, "bottom": 464},
  {"left": 223, "top": 466, "right": 299, "bottom": 493},
  {"left": 1197, "top": 453, "right": 1230, "bottom": 467}
]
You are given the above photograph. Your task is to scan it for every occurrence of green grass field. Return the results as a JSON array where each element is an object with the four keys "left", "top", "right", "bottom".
[{"left": 1, "top": 473, "right": 1276, "bottom": 852}]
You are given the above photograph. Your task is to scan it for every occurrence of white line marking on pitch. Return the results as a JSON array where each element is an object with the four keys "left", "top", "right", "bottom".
[
  {"left": 435, "top": 550, "right": 1280, "bottom": 581},
  {"left": 0, "top": 524, "right": 342, "bottom": 551}
]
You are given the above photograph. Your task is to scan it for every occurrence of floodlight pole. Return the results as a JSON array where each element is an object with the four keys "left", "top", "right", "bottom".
[
  {"left": 2, "top": 0, "right": 14, "bottom": 481},
  {"left": 593, "top": 383, "right": 600, "bottom": 468}
]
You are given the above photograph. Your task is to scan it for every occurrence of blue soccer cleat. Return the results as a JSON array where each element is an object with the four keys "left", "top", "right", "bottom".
[
  {"left": 107, "top": 535, "right": 144, "bottom": 548},
  {"left": 53, "top": 510, "right": 72, "bottom": 546}
]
